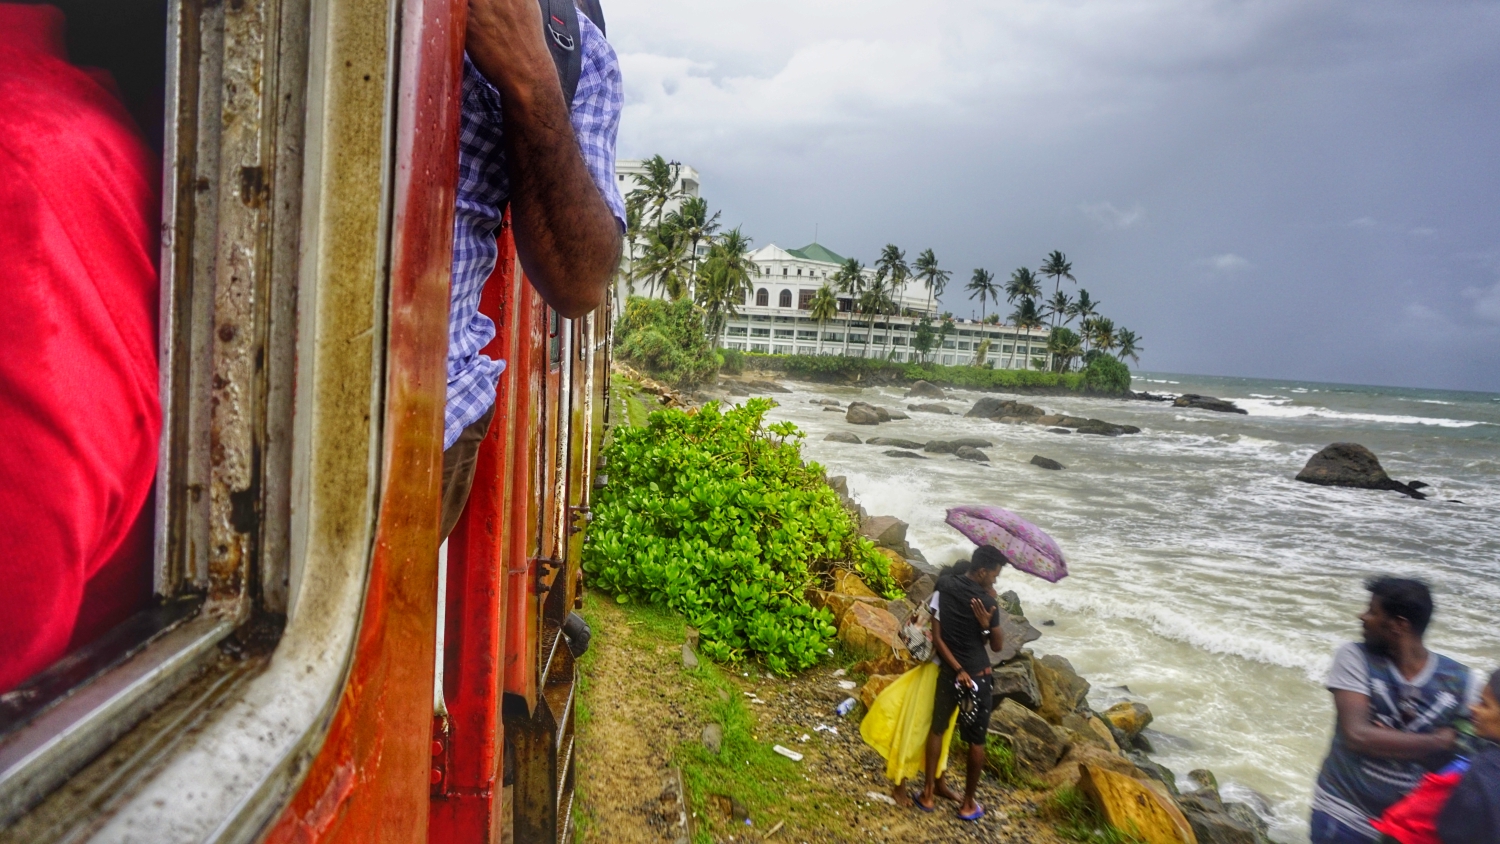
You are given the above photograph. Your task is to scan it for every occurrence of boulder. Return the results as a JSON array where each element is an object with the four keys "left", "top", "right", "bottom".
[
  {"left": 852, "top": 654, "right": 919, "bottom": 677},
  {"left": 904, "top": 574, "right": 935, "bottom": 606},
  {"left": 747, "top": 379, "right": 791, "bottom": 394},
  {"left": 924, "top": 440, "right": 958, "bottom": 454},
  {"left": 846, "top": 402, "right": 883, "bottom": 425},
  {"left": 884, "top": 450, "right": 927, "bottom": 459},
  {"left": 991, "top": 659, "right": 1042, "bottom": 710},
  {"left": 1076, "top": 419, "right": 1123, "bottom": 436},
  {"left": 837, "top": 602, "right": 906, "bottom": 660},
  {"left": 875, "top": 547, "right": 917, "bottom": 588},
  {"left": 809, "top": 398, "right": 841, "bottom": 406},
  {"left": 1119, "top": 425, "right": 1142, "bottom": 434},
  {"left": 1031, "top": 455, "right": 1065, "bottom": 471},
  {"left": 825, "top": 432, "right": 862, "bottom": 444},
  {"left": 1173, "top": 394, "right": 1248, "bottom": 414},
  {"left": 885, "top": 597, "right": 913, "bottom": 620},
  {"left": 1295, "top": 443, "right": 1427, "bottom": 499},
  {"left": 1103, "top": 701, "right": 1154, "bottom": 741},
  {"left": 1179, "top": 790, "right": 1260, "bottom": 844},
  {"left": 989, "top": 699, "right": 1069, "bottom": 773},
  {"left": 1047, "top": 427, "right": 1073, "bottom": 435},
  {"left": 887, "top": 410, "right": 910, "bottom": 420},
  {"left": 1226, "top": 803, "right": 1273, "bottom": 844},
  {"left": 1184, "top": 770, "right": 1219, "bottom": 793},
  {"left": 1079, "top": 765, "right": 1197, "bottom": 844},
  {"left": 967, "top": 397, "right": 1011, "bottom": 418},
  {"left": 868, "top": 437, "right": 926, "bottom": 450},
  {"left": 860, "top": 516, "right": 909, "bottom": 550},
  {"left": 908, "top": 403, "right": 952, "bottom": 415},
  {"left": 987, "top": 613, "right": 1041, "bottom": 664},
  {"left": 998, "top": 590, "right": 1026, "bottom": 617},
  {"left": 1126, "top": 750, "right": 1180, "bottom": 797},
  {"left": 1035, "top": 415, "right": 1066, "bottom": 426},
  {"left": 1041, "top": 743, "right": 1140, "bottom": 790},
  {"left": 905, "top": 380, "right": 948, "bottom": 399},
  {"left": 823, "top": 406, "right": 844, "bottom": 412},
  {"left": 1063, "top": 713, "right": 1122, "bottom": 754},
  {"left": 1035, "top": 654, "right": 1091, "bottom": 724},
  {"left": 1058, "top": 416, "right": 1091, "bottom": 427},
  {"left": 955, "top": 446, "right": 990, "bottom": 463},
  {"left": 831, "top": 569, "right": 879, "bottom": 599},
  {"left": 827, "top": 475, "right": 849, "bottom": 497},
  {"left": 950, "top": 437, "right": 994, "bottom": 448},
  {"left": 859, "top": 674, "right": 902, "bottom": 709},
  {"left": 808, "top": 589, "right": 881, "bottom": 625}
]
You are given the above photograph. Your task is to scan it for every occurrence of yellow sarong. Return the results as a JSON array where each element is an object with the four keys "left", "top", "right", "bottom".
[{"left": 858, "top": 662, "right": 959, "bottom": 784}]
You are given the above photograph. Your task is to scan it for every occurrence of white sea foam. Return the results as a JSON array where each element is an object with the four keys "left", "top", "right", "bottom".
[{"left": 1233, "top": 398, "right": 1483, "bottom": 428}]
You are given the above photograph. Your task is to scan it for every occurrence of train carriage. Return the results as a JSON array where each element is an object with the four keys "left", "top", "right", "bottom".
[{"left": 0, "top": 0, "right": 606, "bottom": 841}]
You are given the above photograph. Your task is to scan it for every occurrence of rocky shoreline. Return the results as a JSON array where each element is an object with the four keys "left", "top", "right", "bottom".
[{"left": 826, "top": 485, "right": 1276, "bottom": 844}]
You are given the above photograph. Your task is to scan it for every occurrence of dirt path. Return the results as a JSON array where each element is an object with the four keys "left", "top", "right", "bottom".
[{"left": 573, "top": 593, "right": 1067, "bottom": 844}]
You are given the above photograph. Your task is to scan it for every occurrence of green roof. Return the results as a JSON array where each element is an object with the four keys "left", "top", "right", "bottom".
[{"left": 786, "top": 242, "right": 846, "bottom": 265}]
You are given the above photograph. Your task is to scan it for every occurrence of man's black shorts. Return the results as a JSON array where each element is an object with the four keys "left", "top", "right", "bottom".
[{"left": 931, "top": 664, "right": 992, "bottom": 746}]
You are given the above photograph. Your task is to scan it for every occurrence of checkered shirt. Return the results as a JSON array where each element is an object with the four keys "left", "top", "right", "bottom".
[{"left": 446, "top": 16, "right": 625, "bottom": 449}]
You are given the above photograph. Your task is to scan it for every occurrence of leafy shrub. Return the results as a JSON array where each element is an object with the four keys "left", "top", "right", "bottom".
[
  {"left": 1082, "top": 355, "right": 1131, "bottom": 393},
  {"left": 585, "top": 399, "right": 898, "bottom": 674},
  {"left": 720, "top": 347, "right": 745, "bottom": 375},
  {"left": 614, "top": 296, "right": 719, "bottom": 387}
]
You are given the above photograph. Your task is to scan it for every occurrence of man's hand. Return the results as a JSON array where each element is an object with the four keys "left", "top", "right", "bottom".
[
  {"left": 466, "top": 0, "right": 622, "bottom": 318},
  {"left": 955, "top": 670, "right": 974, "bottom": 691},
  {"left": 970, "top": 597, "right": 995, "bottom": 629}
]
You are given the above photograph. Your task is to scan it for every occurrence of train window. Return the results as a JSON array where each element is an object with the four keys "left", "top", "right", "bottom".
[
  {"left": 550, "top": 309, "right": 564, "bottom": 365},
  {"left": 1, "top": 0, "right": 413, "bottom": 835}
]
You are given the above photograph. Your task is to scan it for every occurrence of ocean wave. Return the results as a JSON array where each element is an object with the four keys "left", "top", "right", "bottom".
[{"left": 1233, "top": 398, "right": 1484, "bottom": 428}]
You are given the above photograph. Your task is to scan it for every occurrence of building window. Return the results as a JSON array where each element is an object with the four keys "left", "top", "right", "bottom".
[
  {"left": 774, "top": 329, "right": 794, "bottom": 338},
  {"left": 778, "top": 290, "right": 792, "bottom": 308},
  {"left": 796, "top": 330, "right": 818, "bottom": 340},
  {"left": 798, "top": 289, "right": 814, "bottom": 310},
  {"left": 756, "top": 288, "right": 769, "bottom": 307},
  {"left": 782, "top": 268, "right": 788, "bottom": 276},
  {"left": 750, "top": 328, "right": 770, "bottom": 337},
  {"left": 728, "top": 327, "right": 747, "bottom": 336}
]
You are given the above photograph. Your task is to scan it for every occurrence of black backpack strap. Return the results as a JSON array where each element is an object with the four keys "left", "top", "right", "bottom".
[
  {"left": 538, "top": 0, "right": 582, "bottom": 106},
  {"left": 575, "top": 0, "right": 606, "bottom": 36}
]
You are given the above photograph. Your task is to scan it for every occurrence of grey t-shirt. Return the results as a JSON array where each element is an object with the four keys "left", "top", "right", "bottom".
[{"left": 1326, "top": 642, "right": 1484, "bottom": 707}]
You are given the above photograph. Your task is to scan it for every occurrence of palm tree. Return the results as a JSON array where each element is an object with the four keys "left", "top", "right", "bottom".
[
  {"left": 694, "top": 227, "right": 755, "bottom": 347},
  {"left": 618, "top": 202, "right": 644, "bottom": 297},
  {"left": 1006, "top": 297, "right": 1042, "bottom": 370},
  {"left": 1083, "top": 316, "right": 1116, "bottom": 356},
  {"left": 1068, "top": 289, "right": 1099, "bottom": 325},
  {"left": 1004, "top": 267, "right": 1042, "bottom": 307},
  {"left": 1045, "top": 290, "right": 1074, "bottom": 327},
  {"left": 913, "top": 249, "right": 951, "bottom": 318},
  {"left": 1046, "top": 327, "right": 1083, "bottom": 373},
  {"left": 639, "top": 216, "right": 691, "bottom": 300},
  {"left": 858, "top": 275, "right": 894, "bottom": 357},
  {"left": 874, "top": 244, "right": 910, "bottom": 316},
  {"left": 966, "top": 268, "right": 998, "bottom": 325},
  {"left": 626, "top": 154, "right": 685, "bottom": 231},
  {"left": 676, "top": 196, "right": 721, "bottom": 280},
  {"left": 832, "top": 258, "right": 865, "bottom": 356},
  {"left": 1114, "top": 328, "right": 1141, "bottom": 366},
  {"left": 1039, "top": 250, "right": 1075, "bottom": 327},
  {"left": 808, "top": 284, "right": 838, "bottom": 355}
]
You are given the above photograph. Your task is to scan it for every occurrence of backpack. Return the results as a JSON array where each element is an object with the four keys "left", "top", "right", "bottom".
[
  {"left": 538, "top": 0, "right": 606, "bottom": 106},
  {"left": 1372, "top": 758, "right": 1470, "bottom": 844}
]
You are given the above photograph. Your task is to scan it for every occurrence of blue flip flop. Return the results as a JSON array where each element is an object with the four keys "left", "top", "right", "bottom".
[
  {"left": 958, "top": 802, "right": 985, "bottom": 822},
  {"left": 909, "top": 791, "right": 936, "bottom": 813}
]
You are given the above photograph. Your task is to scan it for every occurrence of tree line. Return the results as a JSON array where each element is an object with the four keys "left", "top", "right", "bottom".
[{"left": 618, "top": 155, "right": 1143, "bottom": 373}]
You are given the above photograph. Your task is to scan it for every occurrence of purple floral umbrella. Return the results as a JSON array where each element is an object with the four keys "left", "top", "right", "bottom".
[{"left": 944, "top": 505, "right": 1068, "bottom": 583}]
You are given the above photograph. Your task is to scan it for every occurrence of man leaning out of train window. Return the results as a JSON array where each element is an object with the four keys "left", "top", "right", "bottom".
[
  {"left": 439, "top": 0, "right": 625, "bottom": 538},
  {"left": 0, "top": 3, "right": 161, "bottom": 693}
]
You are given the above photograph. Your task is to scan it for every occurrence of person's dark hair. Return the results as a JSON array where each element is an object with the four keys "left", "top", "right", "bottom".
[
  {"left": 1366, "top": 577, "right": 1434, "bottom": 635},
  {"left": 970, "top": 545, "right": 1008, "bottom": 573},
  {"left": 937, "top": 559, "right": 973, "bottom": 580}
]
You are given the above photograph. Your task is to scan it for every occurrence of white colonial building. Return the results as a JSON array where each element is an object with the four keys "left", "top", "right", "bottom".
[{"left": 720, "top": 242, "right": 1050, "bottom": 368}]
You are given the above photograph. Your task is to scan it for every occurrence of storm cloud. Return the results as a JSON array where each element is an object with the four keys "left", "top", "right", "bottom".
[{"left": 606, "top": 0, "right": 1500, "bottom": 392}]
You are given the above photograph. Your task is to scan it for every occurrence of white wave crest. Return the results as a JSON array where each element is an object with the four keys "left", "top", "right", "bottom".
[{"left": 1233, "top": 398, "right": 1483, "bottom": 428}]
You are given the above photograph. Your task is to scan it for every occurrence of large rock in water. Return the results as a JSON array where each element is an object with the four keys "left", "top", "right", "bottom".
[
  {"left": 1103, "top": 701, "right": 1154, "bottom": 741},
  {"left": 989, "top": 699, "right": 1069, "bottom": 773},
  {"left": 1178, "top": 789, "right": 1263, "bottom": 844},
  {"left": 1079, "top": 765, "right": 1197, "bottom": 844},
  {"left": 868, "top": 437, "right": 925, "bottom": 450},
  {"left": 967, "top": 397, "right": 1044, "bottom": 419},
  {"left": 824, "top": 432, "right": 861, "bottom": 444},
  {"left": 846, "top": 402, "right": 883, "bottom": 425},
  {"left": 1295, "top": 443, "right": 1427, "bottom": 499},
  {"left": 1173, "top": 394, "right": 1247, "bottom": 414},
  {"left": 1031, "top": 455, "right": 1065, "bottom": 470},
  {"left": 860, "top": 515, "right": 909, "bottom": 550},
  {"left": 884, "top": 450, "right": 927, "bottom": 459},
  {"left": 908, "top": 403, "right": 952, "bottom": 415},
  {"left": 905, "top": 380, "right": 947, "bottom": 399},
  {"left": 955, "top": 446, "right": 990, "bottom": 463},
  {"left": 987, "top": 614, "right": 1041, "bottom": 664},
  {"left": 950, "top": 437, "right": 994, "bottom": 448}
]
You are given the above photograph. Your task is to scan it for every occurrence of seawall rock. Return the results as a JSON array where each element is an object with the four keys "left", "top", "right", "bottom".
[
  {"left": 846, "top": 402, "right": 884, "bottom": 425},
  {"left": 1174, "top": 394, "right": 1248, "bottom": 414},
  {"left": 990, "top": 699, "right": 1069, "bottom": 773},
  {"left": 1036, "top": 654, "right": 1092, "bottom": 724},
  {"left": 905, "top": 380, "right": 947, "bottom": 399},
  {"left": 860, "top": 515, "right": 909, "bottom": 550}
]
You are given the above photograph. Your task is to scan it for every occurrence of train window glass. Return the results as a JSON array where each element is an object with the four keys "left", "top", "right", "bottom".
[{"left": 550, "top": 310, "right": 564, "bottom": 365}]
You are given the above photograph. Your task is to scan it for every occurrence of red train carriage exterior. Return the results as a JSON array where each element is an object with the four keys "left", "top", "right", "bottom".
[{"left": 0, "top": 0, "right": 608, "bottom": 841}]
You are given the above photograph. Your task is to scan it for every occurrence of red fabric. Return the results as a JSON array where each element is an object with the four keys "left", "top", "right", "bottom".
[
  {"left": 1372, "top": 769, "right": 1466, "bottom": 844},
  {"left": 0, "top": 4, "right": 160, "bottom": 692}
]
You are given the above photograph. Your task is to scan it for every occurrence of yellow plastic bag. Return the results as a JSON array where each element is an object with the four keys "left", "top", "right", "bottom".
[{"left": 859, "top": 662, "right": 959, "bottom": 784}]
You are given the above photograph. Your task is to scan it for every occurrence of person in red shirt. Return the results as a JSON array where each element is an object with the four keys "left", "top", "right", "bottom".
[{"left": 0, "top": 3, "right": 161, "bottom": 693}]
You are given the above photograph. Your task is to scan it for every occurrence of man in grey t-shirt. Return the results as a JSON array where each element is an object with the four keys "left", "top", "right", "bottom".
[{"left": 1310, "top": 578, "right": 1480, "bottom": 843}]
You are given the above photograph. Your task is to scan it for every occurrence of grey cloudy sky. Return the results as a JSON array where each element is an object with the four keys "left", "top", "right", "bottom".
[{"left": 604, "top": 0, "right": 1500, "bottom": 393}]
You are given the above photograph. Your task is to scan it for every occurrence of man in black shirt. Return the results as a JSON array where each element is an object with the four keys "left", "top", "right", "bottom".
[{"left": 916, "top": 546, "right": 1006, "bottom": 820}]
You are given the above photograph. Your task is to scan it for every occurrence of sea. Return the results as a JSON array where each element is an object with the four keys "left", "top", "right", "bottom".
[{"left": 762, "top": 372, "right": 1500, "bottom": 843}]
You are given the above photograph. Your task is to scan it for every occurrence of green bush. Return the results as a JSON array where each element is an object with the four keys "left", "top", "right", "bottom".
[
  {"left": 720, "top": 347, "right": 745, "bottom": 376},
  {"left": 614, "top": 296, "right": 719, "bottom": 388},
  {"left": 1082, "top": 355, "right": 1132, "bottom": 393},
  {"left": 584, "top": 399, "right": 899, "bottom": 674},
  {"left": 744, "top": 354, "right": 1088, "bottom": 391}
]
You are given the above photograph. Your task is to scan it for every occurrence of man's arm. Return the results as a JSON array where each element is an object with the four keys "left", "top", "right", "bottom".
[
  {"left": 466, "top": 0, "right": 621, "bottom": 318},
  {"left": 1332, "top": 689, "right": 1457, "bottom": 760}
]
